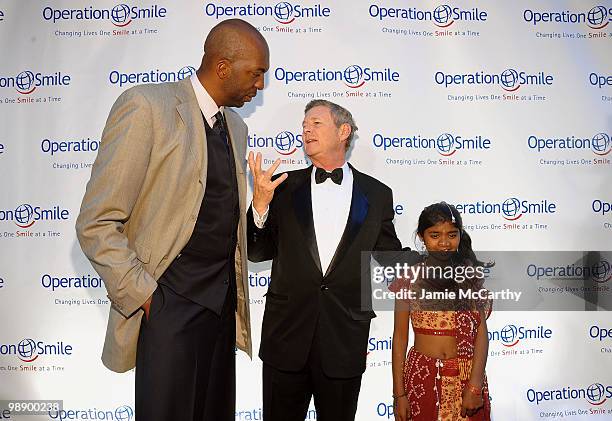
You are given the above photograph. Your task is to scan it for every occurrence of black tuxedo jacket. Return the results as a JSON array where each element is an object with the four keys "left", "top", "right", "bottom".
[{"left": 248, "top": 164, "right": 402, "bottom": 378}]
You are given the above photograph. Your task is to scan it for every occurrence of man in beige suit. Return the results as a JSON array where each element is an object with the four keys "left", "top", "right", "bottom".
[{"left": 76, "top": 19, "right": 269, "bottom": 421}]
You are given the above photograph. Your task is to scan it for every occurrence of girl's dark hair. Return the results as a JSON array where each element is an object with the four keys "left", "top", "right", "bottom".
[{"left": 416, "top": 202, "right": 484, "bottom": 266}]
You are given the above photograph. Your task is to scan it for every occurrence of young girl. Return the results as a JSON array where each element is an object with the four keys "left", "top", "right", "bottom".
[{"left": 391, "top": 202, "right": 492, "bottom": 421}]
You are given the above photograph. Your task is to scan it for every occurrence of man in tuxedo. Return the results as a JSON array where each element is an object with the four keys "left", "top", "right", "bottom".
[
  {"left": 76, "top": 19, "right": 269, "bottom": 420},
  {"left": 247, "top": 100, "right": 402, "bottom": 421}
]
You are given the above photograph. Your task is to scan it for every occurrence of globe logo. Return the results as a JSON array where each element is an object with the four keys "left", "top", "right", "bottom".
[
  {"left": 433, "top": 5, "right": 454, "bottom": 27},
  {"left": 177, "top": 66, "right": 196, "bottom": 80},
  {"left": 586, "top": 383, "right": 606, "bottom": 405},
  {"left": 500, "top": 68, "right": 520, "bottom": 91},
  {"left": 14, "top": 204, "right": 35, "bottom": 228},
  {"left": 587, "top": 6, "right": 608, "bottom": 29},
  {"left": 114, "top": 405, "right": 134, "bottom": 421},
  {"left": 436, "top": 133, "right": 456, "bottom": 156},
  {"left": 15, "top": 70, "right": 36, "bottom": 94},
  {"left": 274, "top": 2, "right": 295, "bottom": 24},
  {"left": 500, "top": 324, "right": 519, "bottom": 347},
  {"left": 343, "top": 65, "right": 365, "bottom": 88},
  {"left": 591, "top": 133, "right": 611, "bottom": 156},
  {"left": 18, "top": 338, "right": 38, "bottom": 362},
  {"left": 591, "top": 259, "right": 612, "bottom": 283},
  {"left": 502, "top": 198, "right": 522, "bottom": 220},
  {"left": 274, "top": 131, "right": 297, "bottom": 155},
  {"left": 111, "top": 4, "right": 132, "bottom": 27}
]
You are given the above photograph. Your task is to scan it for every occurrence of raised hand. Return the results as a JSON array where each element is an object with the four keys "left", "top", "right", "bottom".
[{"left": 248, "top": 151, "right": 288, "bottom": 215}]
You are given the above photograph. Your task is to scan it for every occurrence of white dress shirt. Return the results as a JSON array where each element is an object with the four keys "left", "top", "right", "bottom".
[
  {"left": 311, "top": 163, "right": 353, "bottom": 273},
  {"left": 190, "top": 73, "right": 223, "bottom": 126},
  {"left": 253, "top": 163, "right": 353, "bottom": 274}
]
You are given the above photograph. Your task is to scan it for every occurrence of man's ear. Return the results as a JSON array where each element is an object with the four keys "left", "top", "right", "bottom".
[
  {"left": 217, "top": 59, "right": 231, "bottom": 80},
  {"left": 339, "top": 123, "right": 351, "bottom": 142}
]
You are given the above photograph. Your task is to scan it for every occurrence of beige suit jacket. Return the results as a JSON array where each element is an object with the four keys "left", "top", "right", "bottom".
[{"left": 76, "top": 78, "right": 251, "bottom": 372}]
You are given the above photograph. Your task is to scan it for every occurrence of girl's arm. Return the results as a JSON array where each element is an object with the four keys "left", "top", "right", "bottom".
[
  {"left": 392, "top": 300, "right": 410, "bottom": 421},
  {"left": 461, "top": 310, "right": 489, "bottom": 417},
  {"left": 469, "top": 310, "right": 489, "bottom": 389}
]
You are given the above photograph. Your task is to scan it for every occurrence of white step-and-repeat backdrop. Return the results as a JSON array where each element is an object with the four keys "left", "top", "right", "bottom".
[{"left": 1, "top": 1, "right": 611, "bottom": 420}]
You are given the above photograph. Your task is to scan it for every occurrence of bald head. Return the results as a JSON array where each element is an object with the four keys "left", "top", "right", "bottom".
[
  {"left": 203, "top": 19, "right": 268, "bottom": 67},
  {"left": 197, "top": 19, "right": 270, "bottom": 108}
]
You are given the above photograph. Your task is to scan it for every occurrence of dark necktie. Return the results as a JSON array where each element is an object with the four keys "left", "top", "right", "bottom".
[
  {"left": 213, "top": 111, "right": 228, "bottom": 144},
  {"left": 315, "top": 167, "right": 343, "bottom": 185}
]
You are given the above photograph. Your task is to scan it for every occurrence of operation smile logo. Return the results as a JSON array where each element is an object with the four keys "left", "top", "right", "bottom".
[
  {"left": 528, "top": 133, "right": 611, "bottom": 156},
  {"left": 590, "top": 72, "right": 612, "bottom": 89},
  {"left": 0, "top": 338, "right": 73, "bottom": 363},
  {"left": 593, "top": 199, "right": 612, "bottom": 217},
  {"left": 453, "top": 198, "right": 556, "bottom": 221},
  {"left": 48, "top": 405, "right": 134, "bottom": 421},
  {"left": 488, "top": 324, "right": 552, "bottom": 347},
  {"left": 590, "top": 325, "right": 612, "bottom": 341},
  {"left": 0, "top": 70, "right": 70, "bottom": 95},
  {"left": 41, "top": 273, "right": 105, "bottom": 292},
  {"left": 204, "top": 2, "right": 331, "bottom": 24},
  {"left": 528, "top": 259, "right": 612, "bottom": 284},
  {"left": 527, "top": 383, "right": 612, "bottom": 407},
  {"left": 42, "top": 4, "right": 167, "bottom": 27},
  {"left": 41, "top": 138, "right": 101, "bottom": 156},
  {"left": 275, "top": 64, "right": 399, "bottom": 88},
  {"left": 524, "top": 5, "right": 612, "bottom": 30},
  {"left": 372, "top": 132, "right": 491, "bottom": 156},
  {"left": 367, "top": 336, "right": 392, "bottom": 358},
  {"left": 0, "top": 204, "right": 70, "bottom": 228},
  {"left": 369, "top": 4, "right": 488, "bottom": 27},
  {"left": 248, "top": 272, "right": 271, "bottom": 288},
  {"left": 108, "top": 66, "right": 195, "bottom": 87},
  {"left": 435, "top": 68, "right": 553, "bottom": 92},
  {"left": 248, "top": 131, "right": 303, "bottom": 155}
]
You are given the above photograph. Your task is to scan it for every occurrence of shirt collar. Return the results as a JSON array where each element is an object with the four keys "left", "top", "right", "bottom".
[{"left": 190, "top": 73, "right": 224, "bottom": 127}]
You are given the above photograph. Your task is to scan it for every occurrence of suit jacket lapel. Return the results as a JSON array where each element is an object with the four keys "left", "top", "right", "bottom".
[
  {"left": 224, "top": 110, "right": 246, "bottom": 175},
  {"left": 325, "top": 166, "right": 369, "bottom": 277},
  {"left": 175, "top": 78, "right": 207, "bottom": 183},
  {"left": 292, "top": 167, "right": 322, "bottom": 274},
  {"left": 223, "top": 110, "right": 247, "bottom": 242}
]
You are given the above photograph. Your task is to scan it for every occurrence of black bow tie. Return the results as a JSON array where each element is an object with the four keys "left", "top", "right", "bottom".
[{"left": 315, "top": 167, "right": 343, "bottom": 185}]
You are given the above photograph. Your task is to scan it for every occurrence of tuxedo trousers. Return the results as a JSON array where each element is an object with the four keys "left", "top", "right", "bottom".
[
  {"left": 262, "top": 323, "right": 362, "bottom": 421},
  {"left": 135, "top": 282, "right": 236, "bottom": 421}
]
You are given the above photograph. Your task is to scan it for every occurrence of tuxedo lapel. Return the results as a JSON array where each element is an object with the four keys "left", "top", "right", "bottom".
[
  {"left": 325, "top": 170, "right": 369, "bottom": 277},
  {"left": 292, "top": 167, "right": 322, "bottom": 274}
]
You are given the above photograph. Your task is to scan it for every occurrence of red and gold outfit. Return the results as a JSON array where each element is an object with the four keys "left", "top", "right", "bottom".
[{"left": 391, "top": 277, "right": 492, "bottom": 421}]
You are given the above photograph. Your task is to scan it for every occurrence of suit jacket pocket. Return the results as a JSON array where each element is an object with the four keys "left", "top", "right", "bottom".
[
  {"left": 264, "top": 291, "right": 289, "bottom": 301},
  {"left": 349, "top": 308, "right": 377, "bottom": 321}
]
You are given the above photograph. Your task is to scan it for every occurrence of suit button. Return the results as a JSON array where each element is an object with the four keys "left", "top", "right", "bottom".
[
  {"left": 320, "top": 285, "right": 328, "bottom": 291},
  {"left": 190, "top": 215, "right": 196, "bottom": 221}
]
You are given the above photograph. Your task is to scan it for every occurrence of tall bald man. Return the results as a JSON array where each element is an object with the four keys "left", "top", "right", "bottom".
[{"left": 76, "top": 19, "right": 269, "bottom": 420}]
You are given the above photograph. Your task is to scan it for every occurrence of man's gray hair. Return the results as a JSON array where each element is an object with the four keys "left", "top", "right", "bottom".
[{"left": 304, "top": 99, "right": 358, "bottom": 150}]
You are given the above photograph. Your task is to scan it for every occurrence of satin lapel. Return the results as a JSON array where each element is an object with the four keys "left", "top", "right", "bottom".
[
  {"left": 324, "top": 174, "right": 369, "bottom": 277},
  {"left": 292, "top": 168, "right": 322, "bottom": 274},
  {"left": 175, "top": 80, "right": 207, "bottom": 183}
]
